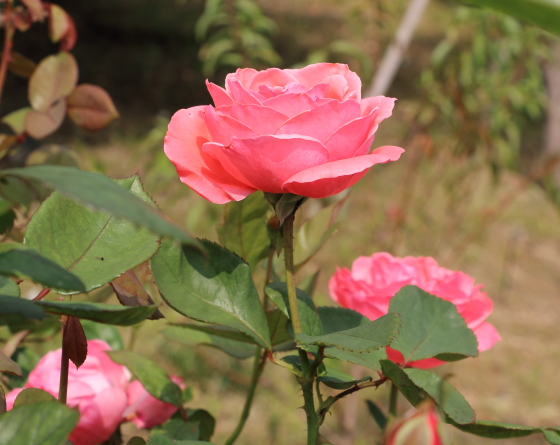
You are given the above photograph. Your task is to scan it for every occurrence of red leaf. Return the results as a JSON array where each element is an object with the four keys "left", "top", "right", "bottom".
[
  {"left": 25, "top": 99, "right": 66, "bottom": 139},
  {"left": 21, "top": 0, "right": 45, "bottom": 22},
  {"left": 111, "top": 270, "right": 164, "bottom": 320},
  {"left": 63, "top": 316, "right": 88, "bottom": 368},
  {"left": 67, "top": 84, "right": 119, "bottom": 131},
  {"left": 47, "top": 4, "right": 77, "bottom": 51}
]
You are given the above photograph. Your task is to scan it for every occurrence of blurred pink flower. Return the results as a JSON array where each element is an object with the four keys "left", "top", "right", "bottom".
[
  {"left": 5, "top": 340, "right": 129, "bottom": 445},
  {"left": 384, "top": 400, "right": 445, "bottom": 445},
  {"left": 164, "top": 63, "right": 403, "bottom": 204},
  {"left": 123, "top": 375, "right": 185, "bottom": 429},
  {"left": 329, "top": 252, "right": 500, "bottom": 368}
]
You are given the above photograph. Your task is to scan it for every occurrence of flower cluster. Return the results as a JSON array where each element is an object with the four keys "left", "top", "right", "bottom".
[
  {"left": 329, "top": 252, "right": 500, "bottom": 368},
  {"left": 5, "top": 340, "right": 183, "bottom": 445}
]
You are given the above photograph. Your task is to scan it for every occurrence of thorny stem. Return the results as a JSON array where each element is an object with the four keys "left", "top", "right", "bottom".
[
  {"left": 317, "top": 378, "right": 386, "bottom": 425},
  {"left": 224, "top": 243, "right": 275, "bottom": 445},
  {"left": 283, "top": 211, "right": 319, "bottom": 444},
  {"left": 0, "top": 0, "right": 13, "bottom": 108}
]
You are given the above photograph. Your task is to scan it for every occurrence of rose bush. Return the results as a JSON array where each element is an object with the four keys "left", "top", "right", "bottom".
[
  {"left": 5, "top": 340, "right": 129, "bottom": 445},
  {"left": 329, "top": 252, "right": 501, "bottom": 368},
  {"left": 164, "top": 63, "right": 404, "bottom": 204},
  {"left": 4, "top": 339, "right": 184, "bottom": 444}
]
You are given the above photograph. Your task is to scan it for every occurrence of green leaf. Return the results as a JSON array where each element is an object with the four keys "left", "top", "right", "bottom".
[
  {"left": 265, "top": 282, "right": 323, "bottom": 337},
  {"left": 266, "top": 310, "right": 293, "bottom": 350},
  {"left": 0, "top": 208, "right": 15, "bottom": 235},
  {"left": 0, "top": 402, "right": 79, "bottom": 445},
  {"left": 544, "top": 429, "right": 560, "bottom": 444},
  {"left": 0, "top": 166, "right": 199, "bottom": 247},
  {"left": 162, "top": 325, "right": 256, "bottom": 359},
  {"left": 295, "top": 313, "right": 400, "bottom": 353},
  {"left": 0, "top": 244, "right": 85, "bottom": 293},
  {"left": 151, "top": 410, "right": 215, "bottom": 442},
  {"left": 404, "top": 368, "right": 475, "bottom": 424},
  {"left": 388, "top": 285, "right": 478, "bottom": 362},
  {"left": 462, "top": 0, "right": 560, "bottom": 36},
  {"left": 0, "top": 351, "right": 22, "bottom": 377},
  {"left": 450, "top": 420, "right": 540, "bottom": 439},
  {"left": 380, "top": 360, "right": 424, "bottom": 406},
  {"left": 381, "top": 360, "right": 476, "bottom": 425},
  {"left": 365, "top": 400, "right": 387, "bottom": 430},
  {"left": 323, "top": 347, "right": 387, "bottom": 372},
  {"left": 317, "top": 368, "right": 372, "bottom": 390},
  {"left": 25, "top": 176, "right": 160, "bottom": 294},
  {"left": 151, "top": 239, "right": 271, "bottom": 350},
  {"left": 0, "top": 295, "right": 45, "bottom": 326},
  {"left": 107, "top": 350, "right": 183, "bottom": 407},
  {"left": 217, "top": 192, "right": 271, "bottom": 270},
  {"left": 13, "top": 388, "right": 56, "bottom": 407},
  {"left": 0, "top": 276, "right": 19, "bottom": 297},
  {"left": 81, "top": 319, "right": 124, "bottom": 350},
  {"left": 35, "top": 301, "right": 157, "bottom": 326},
  {"left": 318, "top": 306, "right": 369, "bottom": 334}
]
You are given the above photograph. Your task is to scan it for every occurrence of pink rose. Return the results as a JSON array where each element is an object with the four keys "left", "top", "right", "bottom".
[
  {"left": 164, "top": 63, "right": 404, "bottom": 204},
  {"left": 329, "top": 252, "right": 501, "bottom": 368},
  {"left": 384, "top": 401, "right": 444, "bottom": 445},
  {"left": 123, "top": 375, "right": 185, "bottom": 429},
  {"left": 5, "top": 340, "right": 129, "bottom": 445}
]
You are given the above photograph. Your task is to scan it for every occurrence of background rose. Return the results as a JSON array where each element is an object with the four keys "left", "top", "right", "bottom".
[
  {"left": 329, "top": 252, "right": 501, "bottom": 368},
  {"left": 164, "top": 63, "right": 404, "bottom": 204},
  {"left": 5, "top": 340, "right": 129, "bottom": 445},
  {"left": 123, "top": 375, "right": 185, "bottom": 429}
]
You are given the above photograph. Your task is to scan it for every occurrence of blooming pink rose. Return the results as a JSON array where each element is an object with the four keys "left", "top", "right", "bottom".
[
  {"left": 123, "top": 375, "right": 185, "bottom": 429},
  {"left": 5, "top": 340, "right": 129, "bottom": 445},
  {"left": 384, "top": 400, "right": 444, "bottom": 445},
  {"left": 329, "top": 252, "right": 501, "bottom": 368},
  {"left": 164, "top": 63, "right": 404, "bottom": 204}
]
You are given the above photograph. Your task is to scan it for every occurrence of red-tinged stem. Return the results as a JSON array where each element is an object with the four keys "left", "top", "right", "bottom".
[
  {"left": 0, "top": 0, "right": 14, "bottom": 109},
  {"left": 33, "top": 288, "right": 51, "bottom": 301}
]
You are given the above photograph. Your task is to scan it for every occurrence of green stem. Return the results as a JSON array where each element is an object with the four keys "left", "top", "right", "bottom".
[
  {"left": 224, "top": 348, "right": 266, "bottom": 445},
  {"left": 58, "top": 321, "right": 69, "bottom": 404},
  {"left": 282, "top": 213, "right": 302, "bottom": 334},
  {"left": 389, "top": 382, "right": 398, "bottom": 418},
  {"left": 0, "top": 0, "right": 13, "bottom": 109},
  {"left": 224, "top": 243, "right": 275, "bottom": 445},
  {"left": 284, "top": 212, "right": 319, "bottom": 444}
]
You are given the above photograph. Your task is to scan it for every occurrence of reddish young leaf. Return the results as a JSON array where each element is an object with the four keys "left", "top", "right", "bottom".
[
  {"left": 48, "top": 4, "right": 77, "bottom": 51},
  {"left": 21, "top": 0, "right": 45, "bottom": 22},
  {"left": 12, "top": 7, "right": 33, "bottom": 32},
  {"left": 28, "top": 52, "right": 78, "bottom": 112},
  {"left": 110, "top": 270, "right": 164, "bottom": 320},
  {"left": 0, "top": 385, "right": 5, "bottom": 414},
  {"left": 25, "top": 99, "right": 66, "bottom": 139},
  {"left": 67, "top": 84, "right": 119, "bottom": 131},
  {"left": 63, "top": 316, "right": 88, "bottom": 368}
]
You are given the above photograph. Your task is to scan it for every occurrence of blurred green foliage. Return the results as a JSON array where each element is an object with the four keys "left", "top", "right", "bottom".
[{"left": 419, "top": 7, "right": 551, "bottom": 170}]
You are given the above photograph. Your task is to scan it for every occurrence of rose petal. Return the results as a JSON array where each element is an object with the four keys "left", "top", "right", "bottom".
[
  {"left": 248, "top": 67, "right": 299, "bottom": 90},
  {"left": 217, "top": 103, "right": 289, "bottom": 135},
  {"left": 262, "top": 93, "right": 332, "bottom": 118},
  {"left": 283, "top": 146, "right": 404, "bottom": 198},
  {"left": 324, "top": 113, "right": 377, "bottom": 161},
  {"left": 203, "top": 105, "right": 258, "bottom": 145},
  {"left": 287, "top": 63, "right": 362, "bottom": 100},
  {"left": 206, "top": 81, "right": 233, "bottom": 107},
  {"left": 164, "top": 107, "right": 255, "bottom": 204},
  {"left": 203, "top": 134, "right": 329, "bottom": 193},
  {"left": 225, "top": 78, "right": 263, "bottom": 105},
  {"left": 68, "top": 388, "right": 128, "bottom": 445},
  {"left": 472, "top": 322, "right": 501, "bottom": 352},
  {"left": 275, "top": 99, "right": 361, "bottom": 143},
  {"left": 226, "top": 67, "right": 259, "bottom": 89},
  {"left": 360, "top": 96, "right": 396, "bottom": 122}
]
